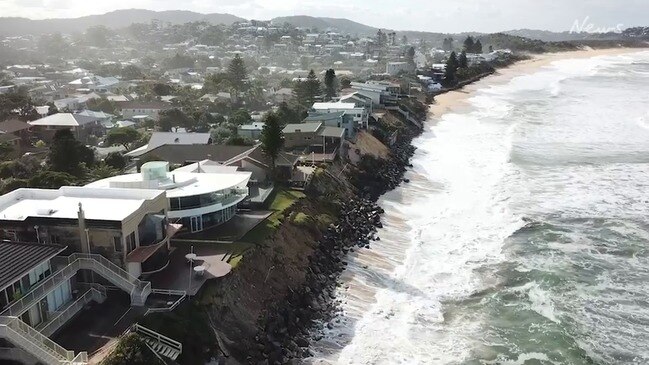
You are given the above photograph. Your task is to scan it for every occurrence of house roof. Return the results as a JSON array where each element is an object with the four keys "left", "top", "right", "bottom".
[
  {"left": 138, "top": 144, "right": 254, "bottom": 165},
  {"left": 224, "top": 144, "right": 300, "bottom": 168},
  {"left": 304, "top": 111, "right": 346, "bottom": 122},
  {"left": 0, "top": 242, "right": 66, "bottom": 291},
  {"left": 0, "top": 133, "right": 21, "bottom": 143},
  {"left": 0, "top": 119, "right": 30, "bottom": 134},
  {"left": 317, "top": 126, "right": 345, "bottom": 138},
  {"left": 127, "top": 132, "right": 213, "bottom": 158},
  {"left": 0, "top": 187, "right": 166, "bottom": 223},
  {"left": 28, "top": 113, "right": 99, "bottom": 127},
  {"left": 283, "top": 122, "right": 322, "bottom": 134},
  {"left": 312, "top": 102, "right": 359, "bottom": 110},
  {"left": 116, "top": 101, "right": 171, "bottom": 110}
]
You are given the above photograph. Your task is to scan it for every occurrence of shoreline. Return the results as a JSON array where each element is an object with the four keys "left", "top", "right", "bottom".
[{"left": 429, "top": 47, "right": 648, "bottom": 120}]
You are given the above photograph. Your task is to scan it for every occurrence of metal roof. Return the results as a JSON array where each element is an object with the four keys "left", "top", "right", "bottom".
[{"left": 0, "top": 242, "right": 66, "bottom": 291}]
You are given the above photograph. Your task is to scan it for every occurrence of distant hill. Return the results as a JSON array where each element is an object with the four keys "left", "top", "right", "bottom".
[
  {"left": 0, "top": 9, "right": 245, "bottom": 36},
  {"left": 271, "top": 15, "right": 378, "bottom": 36},
  {"left": 503, "top": 29, "right": 624, "bottom": 42}
]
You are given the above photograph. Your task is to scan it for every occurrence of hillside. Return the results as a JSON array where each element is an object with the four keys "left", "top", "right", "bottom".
[
  {"left": 271, "top": 15, "right": 378, "bottom": 36},
  {"left": 0, "top": 9, "right": 245, "bottom": 36},
  {"left": 504, "top": 29, "right": 625, "bottom": 42}
]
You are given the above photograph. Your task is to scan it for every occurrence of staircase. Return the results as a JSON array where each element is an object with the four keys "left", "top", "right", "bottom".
[
  {"left": 132, "top": 323, "right": 182, "bottom": 361},
  {"left": 2, "top": 253, "right": 151, "bottom": 318},
  {"left": 0, "top": 316, "right": 87, "bottom": 365}
]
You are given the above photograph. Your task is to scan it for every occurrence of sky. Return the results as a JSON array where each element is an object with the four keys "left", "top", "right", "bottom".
[{"left": 1, "top": 0, "right": 647, "bottom": 33}]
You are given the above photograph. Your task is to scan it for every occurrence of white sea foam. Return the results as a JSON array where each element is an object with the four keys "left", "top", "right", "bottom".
[{"left": 310, "top": 50, "right": 649, "bottom": 364}]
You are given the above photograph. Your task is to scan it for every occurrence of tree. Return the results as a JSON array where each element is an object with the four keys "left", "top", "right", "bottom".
[
  {"left": 324, "top": 69, "right": 337, "bottom": 100},
  {"left": 163, "top": 53, "right": 195, "bottom": 69},
  {"left": 340, "top": 77, "right": 351, "bottom": 89},
  {"left": 46, "top": 102, "right": 59, "bottom": 115},
  {"left": 474, "top": 39, "right": 483, "bottom": 54},
  {"left": 86, "top": 98, "right": 116, "bottom": 114},
  {"left": 121, "top": 65, "right": 143, "bottom": 80},
  {"left": 101, "top": 333, "right": 164, "bottom": 365},
  {"left": 260, "top": 113, "right": 284, "bottom": 177},
  {"left": 49, "top": 129, "right": 95, "bottom": 176},
  {"left": 106, "top": 127, "right": 140, "bottom": 150},
  {"left": 458, "top": 51, "right": 468, "bottom": 68},
  {"left": 85, "top": 25, "right": 110, "bottom": 48},
  {"left": 29, "top": 171, "right": 77, "bottom": 189},
  {"left": 444, "top": 52, "right": 460, "bottom": 85},
  {"left": 442, "top": 37, "right": 454, "bottom": 52},
  {"left": 158, "top": 108, "right": 192, "bottom": 132},
  {"left": 294, "top": 70, "right": 321, "bottom": 107},
  {"left": 406, "top": 46, "right": 416, "bottom": 70},
  {"left": 227, "top": 54, "right": 248, "bottom": 94},
  {"left": 489, "top": 45, "right": 494, "bottom": 53},
  {"left": 152, "top": 83, "right": 173, "bottom": 96},
  {"left": 463, "top": 36, "right": 475, "bottom": 53},
  {"left": 229, "top": 109, "right": 252, "bottom": 126},
  {"left": 104, "top": 152, "right": 126, "bottom": 170}
]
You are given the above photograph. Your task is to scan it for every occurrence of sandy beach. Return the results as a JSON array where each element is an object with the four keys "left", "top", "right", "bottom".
[{"left": 429, "top": 47, "right": 648, "bottom": 120}]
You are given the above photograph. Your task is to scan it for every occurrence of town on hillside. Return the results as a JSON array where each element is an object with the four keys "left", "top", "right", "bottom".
[{"left": 0, "top": 15, "right": 646, "bottom": 365}]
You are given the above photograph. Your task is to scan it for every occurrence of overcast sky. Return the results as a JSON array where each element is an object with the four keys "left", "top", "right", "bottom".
[{"left": 1, "top": 0, "right": 647, "bottom": 33}]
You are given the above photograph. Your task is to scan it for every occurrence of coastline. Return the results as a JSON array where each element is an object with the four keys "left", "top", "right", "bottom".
[{"left": 429, "top": 47, "right": 647, "bottom": 120}]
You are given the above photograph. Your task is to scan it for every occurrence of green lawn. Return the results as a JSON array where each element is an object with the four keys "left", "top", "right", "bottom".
[{"left": 240, "top": 188, "right": 306, "bottom": 244}]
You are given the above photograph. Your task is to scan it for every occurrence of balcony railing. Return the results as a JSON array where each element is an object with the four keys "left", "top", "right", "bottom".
[
  {"left": 0, "top": 315, "right": 83, "bottom": 364},
  {"left": 1, "top": 253, "right": 151, "bottom": 317}
]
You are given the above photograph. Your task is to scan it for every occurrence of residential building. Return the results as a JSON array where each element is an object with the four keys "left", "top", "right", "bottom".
[
  {"left": 282, "top": 122, "right": 345, "bottom": 162},
  {"left": 351, "top": 81, "right": 400, "bottom": 106},
  {"left": 132, "top": 144, "right": 252, "bottom": 165},
  {"left": 311, "top": 101, "right": 369, "bottom": 130},
  {"left": 0, "top": 119, "right": 31, "bottom": 151},
  {"left": 67, "top": 75, "right": 120, "bottom": 93},
  {"left": 386, "top": 61, "right": 410, "bottom": 75},
  {"left": 126, "top": 132, "right": 213, "bottom": 158},
  {"left": 0, "top": 186, "right": 172, "bottom": 278},
  {"left": 116, "top": 101, "right": 171, "bottom": 121},
  {"left": 237, "top": 121, "right": 265, "bottom": 140},
  {"left": 304, "top": 111, "right": 356, "bottom": 140},
  {"left": 27, "top": 113, "right": 103, "bottom": 143},
  {"left": 87, "top": 161, "right": 252, "bottom": 233}
]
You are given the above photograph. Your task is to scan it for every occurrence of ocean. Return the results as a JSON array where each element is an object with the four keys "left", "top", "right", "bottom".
[{"left": 309, "top": 50, "right": 649, "bottom": 365}]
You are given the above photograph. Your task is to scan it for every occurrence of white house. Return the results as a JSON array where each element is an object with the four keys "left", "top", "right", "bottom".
[
  {"left": 311, "top": 101, "right": 369, "bottom": 129},
  {"left": 87, "top": 161, "right": 252, "bottom": 233}
]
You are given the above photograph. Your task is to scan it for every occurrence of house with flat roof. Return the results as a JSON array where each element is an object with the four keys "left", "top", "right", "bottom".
[
  {"left": 283, "top": 122, "right": 345, "bottom": 162},
  {"left": 304, "top": 111, "right": 356, "bottom": 140},
  {"left": 87, "top": 161, "right": 252, "bottom": 234},
  {"left": 311, "top": 101, "right": 369, "bottom": 129},
  {"left": 351, "top": 81, "right": 400, "bottom": 106},
  {"left": 0, "top": 186, "right": 173, "bottom": 278},
  {"left": 28, "top": 113, "right": 103, "bottom": 143}
]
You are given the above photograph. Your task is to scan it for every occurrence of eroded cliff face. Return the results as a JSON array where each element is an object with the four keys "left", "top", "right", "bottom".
[{"left": 203, "top": 108, "right": 423, "bottom": 364}]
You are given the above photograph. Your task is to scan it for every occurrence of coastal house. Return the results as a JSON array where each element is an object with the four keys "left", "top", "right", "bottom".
[
  {"left": 126, "top": 131, "right": 213, "bottom": 158},
  {"left": 116, "top": 101, "right": 171, "bottom": 121},
  {"left": 304, "top": 111, "right": 357, "bottom": 140},
  {"left": 351, "top": 81, "right": 400, "bottom": 107},
  {"left": 311, "top": 102, "right": 369, "bottom": 130},
  {"left": 237, "top": 121, "right": 265, "bottom": 140},
  {"left": 386, "top": 61, "right": 410, "bottom": 75},
  {"left": 131, "top": 144, "right": 252, "bottom": 166},
  {"left": 282, "top": 122, "right": 345, "bottom": 162},
  {"left": 87, "top": 161, "right": 252, "bottom": 234},
  {"left": 0, "top": 186, "right": 173, "bottom": 278},
  {"left": 27, "top": 113, "right": 103, "bottom": 143}
]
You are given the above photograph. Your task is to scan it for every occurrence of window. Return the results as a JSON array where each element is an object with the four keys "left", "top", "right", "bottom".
[
  {"left": 126, "top": 232, "right": 136, "bottom": 253},
  {"left": 114, "top": 236, "right": 122, "bottom": 252}
]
